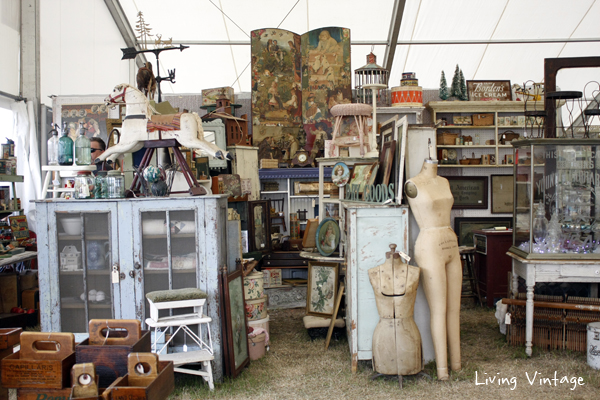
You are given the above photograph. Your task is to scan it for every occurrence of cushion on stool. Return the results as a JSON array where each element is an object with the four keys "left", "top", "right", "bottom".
[
  {"left": 146, "top": 288, "right": 207, "bottom": 303},
  {"left": 303, "top": 315, "right": 345, "bottom": 329}
]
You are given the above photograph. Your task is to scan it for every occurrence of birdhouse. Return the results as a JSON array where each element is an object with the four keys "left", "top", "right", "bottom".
[{"left": 354, "top": 52, "right": 389, "bottom": 106}]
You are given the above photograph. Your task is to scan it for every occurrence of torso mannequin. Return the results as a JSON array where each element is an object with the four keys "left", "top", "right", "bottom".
[
  {"left": 368, "top": 244, "right": 422, "bottom": 376},
  {"left": 404, "top": 159, "right": 462, "bottom": 381}
]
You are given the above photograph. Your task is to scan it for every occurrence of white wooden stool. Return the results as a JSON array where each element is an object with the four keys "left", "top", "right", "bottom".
[{"left": 144, "top": 288, "right": 215, "bottom": 390}]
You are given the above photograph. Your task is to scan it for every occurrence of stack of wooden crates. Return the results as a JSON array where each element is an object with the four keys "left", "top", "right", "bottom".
[{"left": 0, "top": 320, "right": 175, "bottom": 399}]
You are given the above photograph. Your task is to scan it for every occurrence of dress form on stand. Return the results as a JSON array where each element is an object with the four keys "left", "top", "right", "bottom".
[
  {"left": 404, "top": 158, "right": 462, "bottom": 381},
  {"left": 368, "top": 244, "right": 424, "bottom": 388}
]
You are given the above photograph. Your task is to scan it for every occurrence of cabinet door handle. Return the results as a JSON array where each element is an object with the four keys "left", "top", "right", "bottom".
[
  {"left": 134, "top": 262, "right": 141, "bottom": 270},
  {"left": 129, "top": 270, "right": 135, "bottom": 278}
]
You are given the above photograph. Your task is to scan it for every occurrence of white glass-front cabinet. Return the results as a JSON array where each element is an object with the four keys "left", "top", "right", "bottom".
[{"left": 35, "top": 196, "right": 227, "bottom": 379}]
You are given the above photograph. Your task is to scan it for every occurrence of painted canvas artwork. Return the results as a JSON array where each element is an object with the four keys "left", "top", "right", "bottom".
[
  {"left": 307, "top": 261, "right": 339, "bottom": 317},
  {"left": 251, "top": 27, "right": 351, "bottom": 160},
  {"left": 228, "top": 276, "right": 249, "bottom": 369},
  {"left": 61, "top": 104, "right": 110, "bottom": 145}
]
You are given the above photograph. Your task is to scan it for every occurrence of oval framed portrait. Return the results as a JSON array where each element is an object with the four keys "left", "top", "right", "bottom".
[
  {"left": 315, "top": 217, "right": 340, "bottom": 257},
  {"left": 331, "top": 162, "right": 350, "bottom": 187}
]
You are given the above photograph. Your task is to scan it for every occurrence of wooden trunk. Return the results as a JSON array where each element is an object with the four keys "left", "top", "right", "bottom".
[
  {"left": 1, "top": 332, "right": 75, "bottom": 389},
  {"left": 102, "top": 354, "right": 174, "bottom": 400},
  {"left": 76, "top": 320, "right": 151, "bottom": 389}
]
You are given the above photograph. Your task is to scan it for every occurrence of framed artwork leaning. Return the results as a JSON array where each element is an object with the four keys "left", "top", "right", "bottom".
[
  {"left": 348, "top": 162, "right": 378, "bottom": 196},
  {"left": 248, "top": 200, "right": 271, "bottom": 253},
  {"left": 221, "top": 267, "right": 250, "bottom": 378},
  {"left": 491, "top": 174, "right": 513, "bottom": 214},
  {"left": 306, "top": 261, "right": 339, "bottom": 318},
  {"left": 445, "top": 176, "right": 488, "bottom": 209}
]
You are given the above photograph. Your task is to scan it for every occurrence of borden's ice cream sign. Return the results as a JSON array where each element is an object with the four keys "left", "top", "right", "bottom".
[{"left": 467, "top": 80, "right": 512, "bottom": 101}]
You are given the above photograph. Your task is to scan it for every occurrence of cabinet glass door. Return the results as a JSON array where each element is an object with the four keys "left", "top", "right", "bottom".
[
  {"left": 139, "top": 209, "right": 198, "bottom": 330},
  {"left": 56, "top": 211, "right": 114, "bottom": 333}
]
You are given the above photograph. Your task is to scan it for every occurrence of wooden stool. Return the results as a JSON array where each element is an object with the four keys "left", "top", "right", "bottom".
[
  {"left": 144, "top": 288, "right": 214, "bottom": 390},
  {"left": 459, "top": 246, "right": 482, "bottom": 305}
]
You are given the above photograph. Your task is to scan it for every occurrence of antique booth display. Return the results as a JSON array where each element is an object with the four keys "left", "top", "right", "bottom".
[
  {"left": 35, "top": 195, "right": 228, "bottom": 381},
  {"left": 368, "top": 244, "right": 422, "bottom": 383},
  {"left": 404, "top": 159, "right": 462, "bottom": 381},
  {"left": 306, "top": 261, "right": 339, "bottom": 318}
]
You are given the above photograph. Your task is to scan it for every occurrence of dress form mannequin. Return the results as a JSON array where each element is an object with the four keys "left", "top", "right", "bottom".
[
  {"left": 368, "top": 244, "right": 422, "bottom": 379},
  {"left": 404, "top": 159, "right": 462, "bottom": 381}
]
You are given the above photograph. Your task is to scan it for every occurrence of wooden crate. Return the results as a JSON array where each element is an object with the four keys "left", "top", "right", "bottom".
[
  {"left": 1, "top": 332, "right": 75, "bottom": 389},
  {"left": 436, "top": 132, "right": 459, "bottom": 145},
  {"left": 76, "top": 320, "right": 151, "bottom": 389},
  {"left": 0, "top": 328, "right": 21, "bottom": 400},
  {"left": 16, "top": 387, "right": 72, "bottom": 400},
  {"left": 103, "top": 353, "right": 174, "bottom": 400}
]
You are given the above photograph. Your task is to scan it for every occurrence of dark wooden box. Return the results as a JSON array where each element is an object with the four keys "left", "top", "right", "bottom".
[
  {"left": 103, "top": 354, "right": 174, "bottom": 400},
  {"left": 76, "top": 320, "right": 151, "bottom": 389}
]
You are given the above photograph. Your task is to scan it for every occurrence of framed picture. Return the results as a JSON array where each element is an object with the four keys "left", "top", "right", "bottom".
[
  {"left": 454, "top": 217, "right": 512, "bottom": 246},
  {"left": 248, "top": 200, "right": 271, "bottom": 253},
  {"left": 491, "top": 175, "right": 514, "bottom": 214},
  {"left": 466, "top": 80, "right": 512, "bottom": 101},
  {"left": 379, "top": 115, "right": 398, "bottom": 152},
  {"left": 221, "top": 268, "right": 249, "bottom": 378},
  {"left": 378, "top": 140, "right": 396, "bottom": 186},
  {"left": 395, "top": 116, "right": 409, "bottom": 203},
  {"left": 306, "top": 261, "right": 339, "bottom": 318},
  {"left": 445, "top": 176, "right": 488, "bottom": 209},
  {"left": 315, "top": 217, "right": 340, "bottom": 257},
  {"left": 195, "top": 156, "right": 210, "bottom": 180},
  {"left": 331, "top": 162, "right": 350, "bottom": 187},
  {"left": 324, "top": 203, "right": 340, "bottom": 220},
  {"left": 302, "top": 218, "right": 319, "bottom": 248},
  {"left": 348, "top": 162, "right": 378, "bottom": 196}
]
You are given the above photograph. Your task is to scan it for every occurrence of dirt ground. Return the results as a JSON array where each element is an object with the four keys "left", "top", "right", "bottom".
[{"left": 171, "top": 305, "right": 600, "bottom": 399}]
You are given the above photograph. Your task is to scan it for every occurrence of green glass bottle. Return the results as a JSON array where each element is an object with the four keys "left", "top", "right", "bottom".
[
  {"left": 58, "top": 122, "right": 74, "bottom": 165},
  {"left": 74, "top": 122, "right": 91, "bottom": 165}
]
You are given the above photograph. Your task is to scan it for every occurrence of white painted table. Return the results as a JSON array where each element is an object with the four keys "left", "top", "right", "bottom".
[{"left": 508, "top": 252, "right": 600, "bottom": 356}]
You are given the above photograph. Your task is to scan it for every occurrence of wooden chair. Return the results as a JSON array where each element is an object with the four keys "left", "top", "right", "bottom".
[{"left": 270, "top": 198, "right": 286, "bottom": 233}]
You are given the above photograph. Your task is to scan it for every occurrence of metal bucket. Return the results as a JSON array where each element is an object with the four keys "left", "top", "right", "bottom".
[{"left": 587, "top": 321, "right": 600, "bottom": 369}]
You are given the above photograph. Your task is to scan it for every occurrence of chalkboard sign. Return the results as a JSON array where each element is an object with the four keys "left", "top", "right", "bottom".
[{"left": 445, "top": 176, "right": 488, "bottom": 209}]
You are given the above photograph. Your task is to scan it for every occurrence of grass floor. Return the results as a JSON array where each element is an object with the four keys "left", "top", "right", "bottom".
[{"left": 170, "top": 304, "right": 600, "bottom": 399}]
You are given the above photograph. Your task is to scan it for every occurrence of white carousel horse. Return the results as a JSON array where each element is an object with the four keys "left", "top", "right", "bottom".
[{"left": 99, "top": 83, "right": 232, "bottom": 164}]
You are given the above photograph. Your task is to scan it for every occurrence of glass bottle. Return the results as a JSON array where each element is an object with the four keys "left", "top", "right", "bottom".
[
  {"left": 546, "top": 210, "right": 562, "bottom": 253},
  {"left": 47, "top": 124, "right": 59, "bottom": 165},
  {"left": 94, "top": 171, "right": 108, "bottom": 199},
  {"left": 74, "top": 122, "right": 91, "bottom": 165},
  {"left": 532, "top": 202, "right": 548, "bottom": 245},
  {"left": 58, "top": 122, "right": 74, "bottom": 165},
  {"left": 74, "top": 171, "right": 94, "bottom": 199},
  {"left": 106, "top": 170, "right": 125, "bottom": 199}
]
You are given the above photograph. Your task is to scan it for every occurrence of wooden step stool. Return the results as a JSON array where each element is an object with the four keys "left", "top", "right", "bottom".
[{"left": 144, "top": 288, "right": 214, "bottom": 390}]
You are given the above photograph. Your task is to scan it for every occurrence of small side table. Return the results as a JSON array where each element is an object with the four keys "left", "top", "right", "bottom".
[{"left": 41, "top": 165, "right": 96, "bottom": 198}]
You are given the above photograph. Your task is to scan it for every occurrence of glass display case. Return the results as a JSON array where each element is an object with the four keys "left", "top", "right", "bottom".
[{"left": 510, "top": 138, "right": 600, "bottom": 259}]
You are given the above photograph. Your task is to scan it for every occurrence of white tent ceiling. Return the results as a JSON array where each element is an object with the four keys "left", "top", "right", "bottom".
[{"left": 113, "top": 0, "right": 600, "bottom": 99}]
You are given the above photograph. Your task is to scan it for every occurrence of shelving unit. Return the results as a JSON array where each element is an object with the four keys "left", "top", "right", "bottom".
[
  {"left": 259, "top": 167, "right": 333, "bottom": 235},
  {"left": 427, "top": 101, "right": 544, "bottom": 168},
  {"left": 0, "top": 174, "right": 24, "bottom": 218}
]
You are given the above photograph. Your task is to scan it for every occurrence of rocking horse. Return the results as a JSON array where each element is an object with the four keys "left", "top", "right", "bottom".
[{"left": 101, "top": 83, "right": 233, "bottom": 194}]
